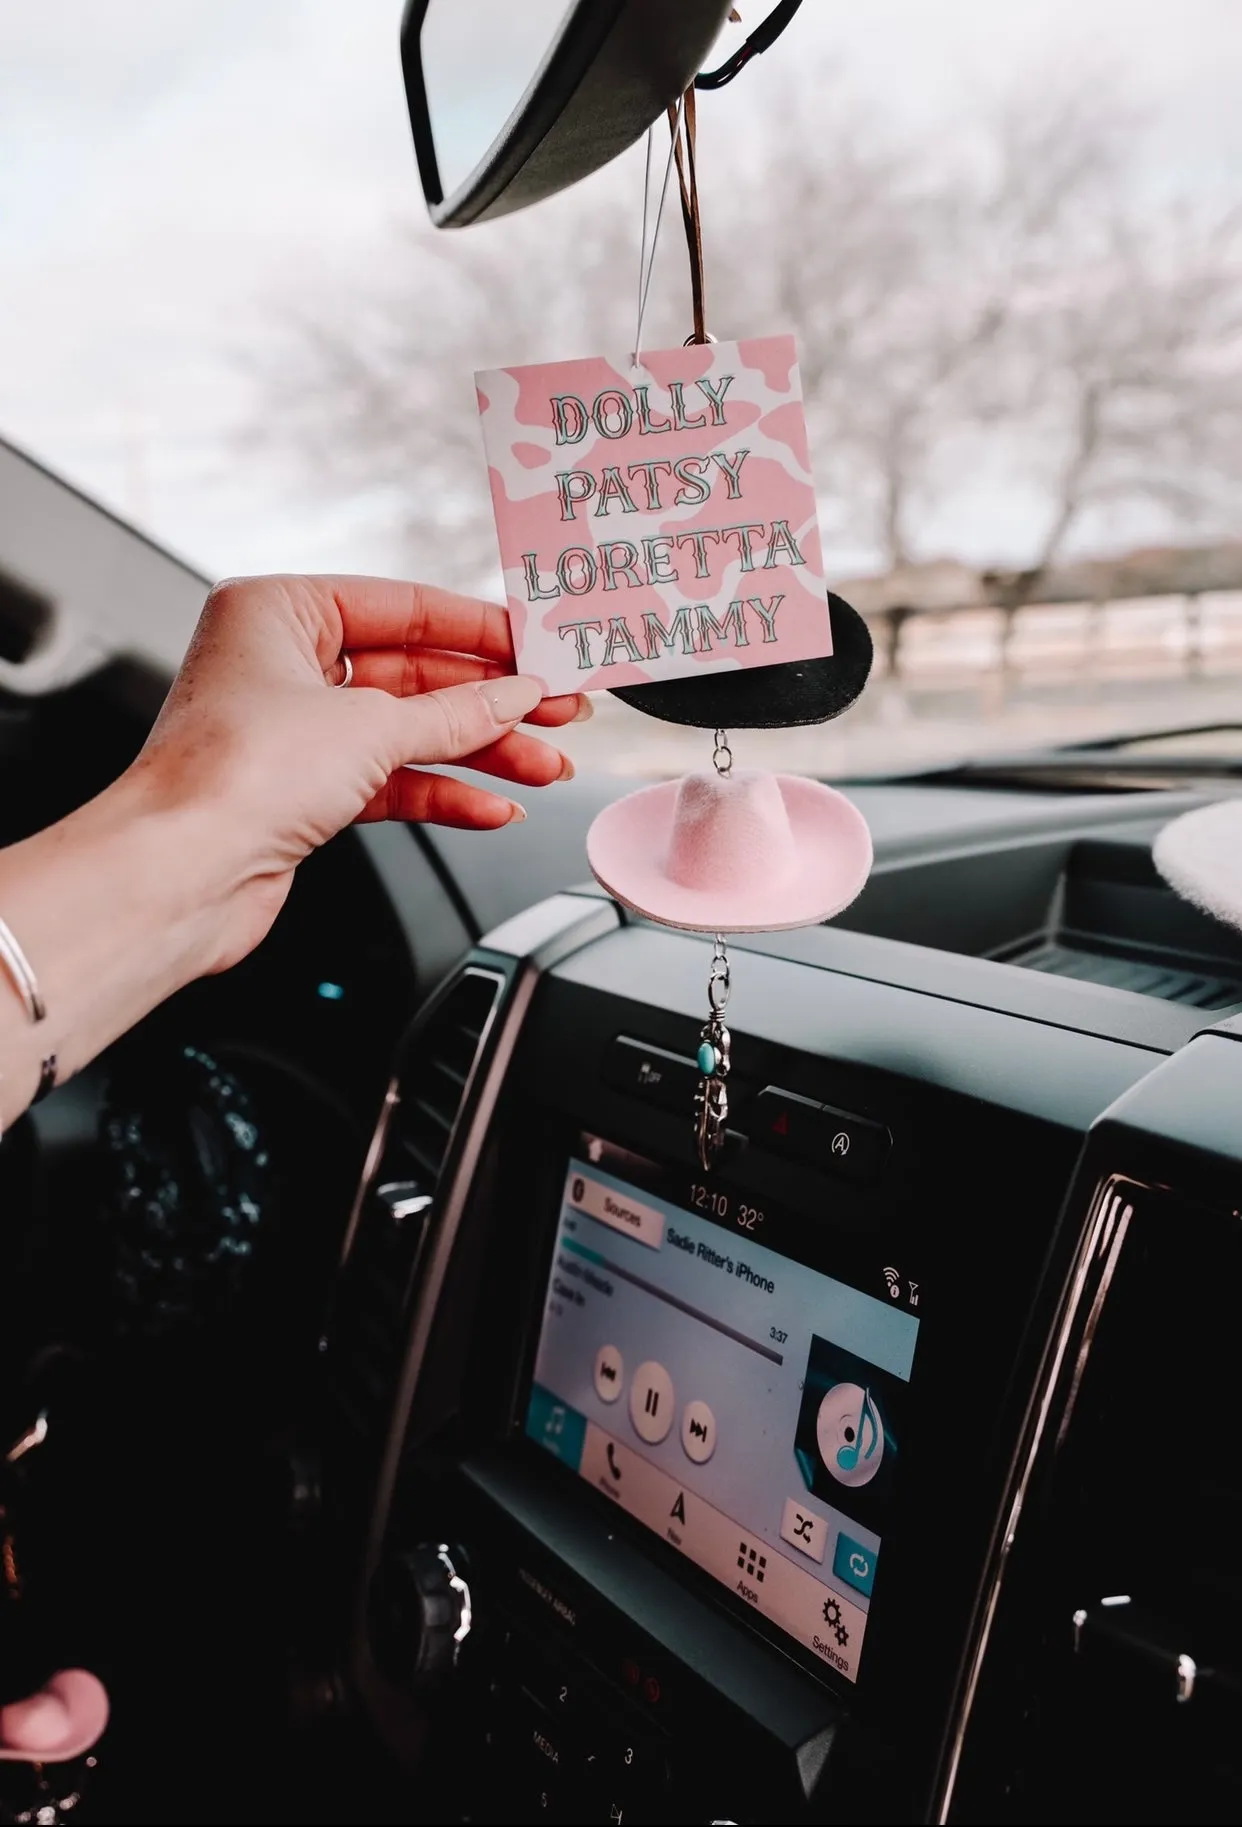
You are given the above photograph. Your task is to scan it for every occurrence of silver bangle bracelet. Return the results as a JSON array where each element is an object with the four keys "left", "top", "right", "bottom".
[
  {"left": 0, "top": 915, "right": 45, "bottom": 1024},
  {"left": 0, "top": 914, "right": 57, "bottom": 1105}
]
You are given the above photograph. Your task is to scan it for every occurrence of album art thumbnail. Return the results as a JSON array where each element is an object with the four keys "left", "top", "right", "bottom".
[{"left": 793, "top": 1333, "right": 907, "bottom": 1534}]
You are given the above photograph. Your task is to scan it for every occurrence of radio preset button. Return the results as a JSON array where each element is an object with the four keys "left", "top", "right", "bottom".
[
  {"left": 482, "top": 1683, "right": 570, "bottom": 1811},
  {"left": 504, "top": 1632, "right": 589, "bottom": 1725},
  {"left": 629, "top": 1361, "right": 674, "bottom": 1444}
]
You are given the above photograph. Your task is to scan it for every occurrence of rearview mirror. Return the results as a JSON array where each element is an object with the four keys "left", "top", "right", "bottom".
[{"left": 401, "top": 0, "right": 736, "bottom": 228}]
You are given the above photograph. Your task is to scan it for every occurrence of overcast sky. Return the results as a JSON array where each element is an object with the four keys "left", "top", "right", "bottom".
[{"left": 1, "top": 0, "right": 1240, "bottom": 582}]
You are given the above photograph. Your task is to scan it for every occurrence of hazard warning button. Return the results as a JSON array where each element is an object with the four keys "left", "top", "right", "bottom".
[{"left": 753, "top": 1087, "right": 889, "bottom": 1183}]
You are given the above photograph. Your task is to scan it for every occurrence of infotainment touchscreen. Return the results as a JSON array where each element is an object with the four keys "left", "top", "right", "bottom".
[{"left": 524, "top": 1136, "right": 921, "bottom": 1684}]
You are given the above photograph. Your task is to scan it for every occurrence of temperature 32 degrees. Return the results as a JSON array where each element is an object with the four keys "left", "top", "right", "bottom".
[{"left": 688, "top": 1182, "right": 766, "bottom": 1233}]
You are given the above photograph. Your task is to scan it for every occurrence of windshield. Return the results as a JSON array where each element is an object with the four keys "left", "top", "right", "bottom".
[{"left": 2, "top": 1, "right": 1240, "bottom": 778}]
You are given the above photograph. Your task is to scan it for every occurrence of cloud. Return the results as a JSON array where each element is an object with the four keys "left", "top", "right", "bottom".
[{"left": 0, "top": 0, "right": 1240, "bottom": 579}]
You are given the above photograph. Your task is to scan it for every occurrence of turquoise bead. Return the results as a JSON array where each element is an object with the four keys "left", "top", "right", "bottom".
[{"left": 697, "top": 1040, "right": 718, "bottom": 1075}]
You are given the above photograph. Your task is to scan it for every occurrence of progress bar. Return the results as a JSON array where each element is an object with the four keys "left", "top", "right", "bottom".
[{"left": 559, "top": 1234, "right": 784, "bottom": 1365}]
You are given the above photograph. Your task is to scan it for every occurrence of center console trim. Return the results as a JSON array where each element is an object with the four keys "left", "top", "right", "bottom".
[{"left": 932, "top": 1170, "right": 1140, "bottom": 1822}]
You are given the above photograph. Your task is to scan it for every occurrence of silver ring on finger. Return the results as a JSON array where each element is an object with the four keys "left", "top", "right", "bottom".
[{"left": 334, "top": 652, "right": 354, "bottom": 689}]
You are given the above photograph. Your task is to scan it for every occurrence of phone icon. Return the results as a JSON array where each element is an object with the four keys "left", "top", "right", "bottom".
[{"left": 606, "top": 1441, "right": 622, "bottom": 1481}]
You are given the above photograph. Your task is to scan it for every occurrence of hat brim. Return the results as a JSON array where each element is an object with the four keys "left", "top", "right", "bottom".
[
  {"left": 609, "top": 593, "right": 873, "bottom": 730},
  {"left": 587, "top": 774, "right": 873, "bottom": 934},
  {"left": 0, "top": 1669, "right": 110, "bottom": 1763}
]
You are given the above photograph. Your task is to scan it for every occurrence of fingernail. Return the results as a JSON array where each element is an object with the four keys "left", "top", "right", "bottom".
[
  {"left": 506, "top": 801, "right": 527, "bottom": 824},
  {"left": 557, "top": 753, "right": 575, "bottom": 782},
  {"left": 482, "top": 675, "right": 543, "bottom": 723},
  {"left": 572, "top": 695, "right": 595, "bottom": 722}
]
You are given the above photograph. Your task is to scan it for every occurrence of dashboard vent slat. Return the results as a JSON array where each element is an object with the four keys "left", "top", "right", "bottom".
[
  {"left": 411, "top": 1092, "right": 454, "bottom": 1136},
  {"left": 1007, "top": 939, "right": 1242, "bottom": 1014},
  {"left": 324, "top": 967, "right": 504, "bottom": 1525},
  {"left": 431, "top": 1057, "right": 468, "bottom": 1093},
  {"left": 989, "top": 836, "right": 1242, "bottom": 1015},
  {"left": 401, "top": 1134, "right": 444, "bottom": 1183}
]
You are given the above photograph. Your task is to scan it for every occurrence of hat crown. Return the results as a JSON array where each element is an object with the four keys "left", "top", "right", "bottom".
[{"left": 664, "top": 769, "right": 797, "bottom": 893}]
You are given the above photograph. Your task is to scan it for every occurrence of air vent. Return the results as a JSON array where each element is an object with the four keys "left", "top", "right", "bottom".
[
  {"left": 325, "top": 967, "right": 504, "bottom": 1517},
  {"left": 396, "top": 968, "right": 502, "bottom": 1187},
  {"left": 999, "top": 837, "right": 1242, "bottom": 1014},
  {"left": 1008, "top": 939, "right": 1242, "bottom": 1012}
]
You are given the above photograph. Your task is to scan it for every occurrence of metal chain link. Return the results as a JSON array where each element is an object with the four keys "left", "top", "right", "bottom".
[
  {"left": 696, "top": 733, "right": 735, "bottom": 1170},
  {"left": 696, "top": 933, "right": 733, "bottom": 1169},
  {"left": 708, "top": 933, "right": 731, "bottom": 1015}
]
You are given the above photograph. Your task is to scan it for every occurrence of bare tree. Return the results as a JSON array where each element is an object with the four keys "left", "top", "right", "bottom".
[
  {"left": 242, "top": 63, "right": 1242, "bottom": 635},
  {"left": 243, "top": 174, "right": 651, "bottom": 590},
  {"left": 987, "top": 200, "right": 1242, "bottom": 637},
  {"left": 694, "top": 72, "right": 1144, "bottom": 569}
]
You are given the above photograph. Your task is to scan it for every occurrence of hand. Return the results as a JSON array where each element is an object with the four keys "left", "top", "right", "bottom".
[{"left": 129, "top": 573, "right": 588, "bottom": 968}]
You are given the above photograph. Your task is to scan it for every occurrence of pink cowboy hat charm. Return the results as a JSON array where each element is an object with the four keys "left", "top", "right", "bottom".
[{"left": 587, "top": 767, "right": 872, "bottom": 934}]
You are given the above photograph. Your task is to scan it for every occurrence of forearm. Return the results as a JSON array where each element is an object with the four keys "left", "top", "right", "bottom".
[
  {"left": 0, "top": 577, "right": 576, "bottom": 1134},
  {"left": 0, "top": 772, "right": 230, "bottom": 1132}
]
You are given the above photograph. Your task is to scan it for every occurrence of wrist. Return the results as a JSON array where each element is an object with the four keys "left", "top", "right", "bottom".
[
  {"left": 100, "top": 764, "right": 252, "bottom": 983},
  {"left": 0, "top": 773, "right": 233, "bottom": 1122},
  {"left": 115, "top": 753, "right": 295, "bottom": 977}
]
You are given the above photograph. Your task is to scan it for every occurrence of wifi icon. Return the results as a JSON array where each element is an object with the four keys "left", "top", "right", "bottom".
[{"left": 882, "top": 1267, "right": 902, "bottom": 1300}]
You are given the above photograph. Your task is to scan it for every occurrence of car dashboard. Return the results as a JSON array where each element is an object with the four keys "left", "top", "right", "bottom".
[
  {"left": 4, "top": 665, "right": 1242, "bottom": 1826},
  {"left": 328, "top": 863, "right": 1242, "bottom": 1827}
]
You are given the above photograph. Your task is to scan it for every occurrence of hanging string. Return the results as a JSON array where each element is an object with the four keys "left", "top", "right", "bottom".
[
  {"left": 636, "top": 86, "right": 732, "bottom": 1169},
  {"left": 632, "top": 93, "right": 686, "bottom": 367},
  {"left": 632, "top": 127, "right": 656, "bottom": 358},
  {"left": 666, "top": 85, "right": 709, "bottom": 345}
]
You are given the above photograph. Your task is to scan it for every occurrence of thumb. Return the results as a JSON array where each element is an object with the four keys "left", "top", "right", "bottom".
[{"left": 393, "top": 673, "right": 545, "bottom": 766}]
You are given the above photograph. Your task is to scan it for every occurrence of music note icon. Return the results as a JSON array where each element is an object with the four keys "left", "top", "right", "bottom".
[{"left": 816, "top": 1381, "right": 885, "bottom": 1488}]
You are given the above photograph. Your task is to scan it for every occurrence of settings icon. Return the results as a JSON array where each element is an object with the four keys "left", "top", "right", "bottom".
[{"left": 821, "top": 1595, "right": 849, "bottom": 1648}]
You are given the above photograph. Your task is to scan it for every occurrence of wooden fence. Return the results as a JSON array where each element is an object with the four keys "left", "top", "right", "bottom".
[{"left": 845, "top": 544, "right": 1242, "bottom": 698}]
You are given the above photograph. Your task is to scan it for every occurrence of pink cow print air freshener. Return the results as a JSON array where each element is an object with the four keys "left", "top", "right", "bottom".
[{"left": 475, "top": 335, "right": 834, "bottom": 698}]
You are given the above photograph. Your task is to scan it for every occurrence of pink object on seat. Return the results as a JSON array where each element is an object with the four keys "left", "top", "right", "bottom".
[
  {"left": 587, "top": 769, "right": 872, "bottom": 933},
  {"left": 0, "top": 1669, "right": 109, "bottom": 1763}
]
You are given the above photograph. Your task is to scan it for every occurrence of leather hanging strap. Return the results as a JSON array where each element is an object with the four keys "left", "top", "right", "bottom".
[{"left": 666, "top": 86, "right": 709, "bottom": 344}]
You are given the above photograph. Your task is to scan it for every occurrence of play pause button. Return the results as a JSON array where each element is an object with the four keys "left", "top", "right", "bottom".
[{"left": 629, "top": 1360, "right": 674, "bottom": 1444}]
